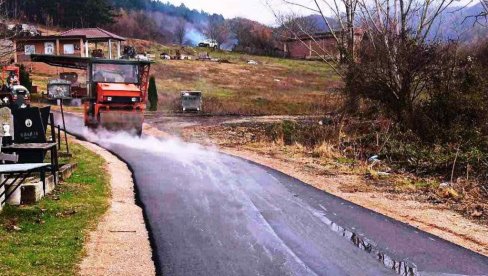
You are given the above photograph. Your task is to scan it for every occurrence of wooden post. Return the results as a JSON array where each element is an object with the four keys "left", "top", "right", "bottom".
[
  {"left": 309, "top": 40, "right": 312, "bottom": 58},
  {"left": 56, "top": 39, "right": 60, "bottom": 55},
  {"left": 79, "top": 38, "right": 84, "bottom": 57},
  {"left": 85, "top": 41, "right": 89, "bottom": 57},
  {"left": 108, "top": 39, "right": 112, "bottom": 59},
  {"left": 117, "top": 41, "right": 121, "bottom": 59},
  {"left": 13, "top": 40, "right": 17, "bottom": 63}
]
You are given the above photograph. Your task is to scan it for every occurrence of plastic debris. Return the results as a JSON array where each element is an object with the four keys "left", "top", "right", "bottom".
[
  {"left": 368, "top": 155, "right": 380, "bottom": 163},
  {"left": 439, "top": 182, "right": 451, "bottom": 188}
]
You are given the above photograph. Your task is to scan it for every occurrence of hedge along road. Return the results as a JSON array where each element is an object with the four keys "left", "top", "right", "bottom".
[{"left": 55, "top": 112, "right": 488, "bottom": 276}]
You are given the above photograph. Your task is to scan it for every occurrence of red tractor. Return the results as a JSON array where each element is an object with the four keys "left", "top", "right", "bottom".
[{"left": 31, "top": 55, "right": 151, "bottom": 135}]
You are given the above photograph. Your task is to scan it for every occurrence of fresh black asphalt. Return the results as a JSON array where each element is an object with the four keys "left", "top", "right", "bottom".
[{"left": 58, "top": 113, "right": 488, "bottom": 276}]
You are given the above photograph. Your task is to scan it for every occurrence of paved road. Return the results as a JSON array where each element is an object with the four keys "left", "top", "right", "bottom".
[{"left": 58, "top": 113, "right": 488, "bottom": 276}]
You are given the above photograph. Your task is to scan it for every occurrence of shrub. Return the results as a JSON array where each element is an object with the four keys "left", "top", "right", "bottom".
[{"left": 148, "top": 76, "right": 158, "bottom": 111}]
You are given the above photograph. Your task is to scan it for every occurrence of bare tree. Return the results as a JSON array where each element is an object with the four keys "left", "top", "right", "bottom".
[
  {"left": 0, "top": 0, "right": 16, "bottom": 66},
  {"left": 206, "top": 16, "right": 230, "bottom": 49},
  {"left": 352, "top": 0, "right": 457, "bottom": 118},
  {"left": 272, "top": 0, "right": 459, "bottom": 116},
  {"left": 174, "top": 18, "right": 187, "bottom": 45},
  {"left": 482, "top": 0, "right": 488, "bottom": 13},
  {"left": 277, "top": 13, "right": 321, "bottom": 39},
  {"left": 269, "top": 0, "right": 359, "bottom": 77},
  {"left": 470, "top": 0, "right": 488, "bottom": 25}
]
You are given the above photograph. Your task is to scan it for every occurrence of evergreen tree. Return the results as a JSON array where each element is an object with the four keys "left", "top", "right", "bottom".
[
  {"left": 18, "top": 64, "right": 32, "bottom": 93},
  {"left": 148, "top": 76, "right": 158, "bottom": 111}
]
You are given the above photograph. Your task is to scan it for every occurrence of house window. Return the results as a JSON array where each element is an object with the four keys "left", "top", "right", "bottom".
[
  {"left": 24, "top": 45, "right": 35, "bottom": 55},
  {"left": 64, "top": 44, "right": 75, "bottom": 55},
  {"left": 44, "top": 42, "right": 55, "bottom": 55}
]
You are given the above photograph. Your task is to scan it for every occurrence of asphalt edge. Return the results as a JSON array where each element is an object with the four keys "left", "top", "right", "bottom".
[{"left": 221, "top": 150, "right": 488, "bottom": 274}]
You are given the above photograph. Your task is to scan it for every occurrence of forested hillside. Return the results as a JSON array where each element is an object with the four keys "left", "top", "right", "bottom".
[
  {"left": 111, "top": 0, "right": 223, "bottom": 24},
  {"left": 5, "top": 0, "right": 224, "bottom": 44},
  {"left": 6, "top": 0, "right": 116, "bottom": 27}
]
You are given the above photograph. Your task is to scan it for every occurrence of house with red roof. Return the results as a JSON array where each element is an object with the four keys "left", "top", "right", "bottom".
[{"left": 13, "top": 27, "right": 126, "bottom": 63}]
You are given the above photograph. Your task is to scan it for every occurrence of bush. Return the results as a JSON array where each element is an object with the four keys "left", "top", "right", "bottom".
[{"left": 350, "top": 36, "right": 487, "bottom": 140}]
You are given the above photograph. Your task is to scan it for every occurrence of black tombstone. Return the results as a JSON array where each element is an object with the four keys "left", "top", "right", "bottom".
[{"left": 12, "top": 107, "right": 48, "bottom": 163}]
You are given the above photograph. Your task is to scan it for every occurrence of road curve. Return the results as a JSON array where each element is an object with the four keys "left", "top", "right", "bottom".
[{"left": 57, "top": 113, "right": 488, "bottom": 276}]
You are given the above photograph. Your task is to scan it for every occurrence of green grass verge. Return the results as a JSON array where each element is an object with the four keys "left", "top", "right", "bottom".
[{"left": 0, "top": 142, "right": 110, "bottom": 276}]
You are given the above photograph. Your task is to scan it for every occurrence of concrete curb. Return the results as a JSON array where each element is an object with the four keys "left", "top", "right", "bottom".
[{"left": 74, "top": 138, "right": 156, "bottom": 276}]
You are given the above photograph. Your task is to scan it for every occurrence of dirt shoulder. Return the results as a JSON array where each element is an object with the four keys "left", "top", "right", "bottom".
[
  {"left": 144, "top": 119, "right": 488, "bottom": 257},
  {"left": 73, "top": 138, "right": 155, "bottom": 276}
]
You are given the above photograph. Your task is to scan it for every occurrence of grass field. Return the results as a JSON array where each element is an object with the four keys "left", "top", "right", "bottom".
[
  {"left": 0, "top": 142, "right": 109, "bottom": 276},
  {"left": 131, "top": 40, "right": 343, "bottom": 115}
]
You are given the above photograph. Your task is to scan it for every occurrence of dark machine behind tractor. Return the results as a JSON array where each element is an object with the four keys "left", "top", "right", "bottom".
[
  {"left": 31, "top": 55, "right": 151, "bottom": 135},
  {"left": 1, "top": 65, "right": 31, "bottom": 107},
  {"left": 59, "top": 72, "right": 87, "bottom": 98}
]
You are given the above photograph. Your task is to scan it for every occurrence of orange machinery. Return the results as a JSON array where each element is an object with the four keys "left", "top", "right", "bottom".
[
  {"left": 2, "top": 65, "right": 20, "bottom": 84},
  {"left": 30, "top": 55, "right": 151, "bottom": 135}
]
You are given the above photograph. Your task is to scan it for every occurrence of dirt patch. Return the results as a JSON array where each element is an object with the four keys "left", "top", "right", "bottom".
[{"left": 74, "top": 138, "right": 155, "bottom": 276}]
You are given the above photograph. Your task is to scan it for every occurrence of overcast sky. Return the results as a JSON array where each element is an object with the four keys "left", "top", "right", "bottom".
[
  {"left": 165, "top": 0, "right": 289, "bottom": 25},
  {"left": 165, "top": 0, "right": 478, "bottom": 26}
]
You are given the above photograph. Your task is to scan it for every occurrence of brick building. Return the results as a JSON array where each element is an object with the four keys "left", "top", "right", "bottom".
[
  {"left": 282, "top": 30, "right": 363, "bottom": 60},
  {"left": 13, "top": 35, "right": 85, "bottom": 63},
  {"left": 13, "top": 27, "right": 125, "bottom": 63}
]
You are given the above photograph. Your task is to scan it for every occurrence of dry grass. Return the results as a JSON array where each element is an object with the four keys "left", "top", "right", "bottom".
[
  {"left": 144, "top": 44, "right": 342, "bottom": 115},
  {"left": 313, "top": 142, "right": 340, "bottom": 159}
]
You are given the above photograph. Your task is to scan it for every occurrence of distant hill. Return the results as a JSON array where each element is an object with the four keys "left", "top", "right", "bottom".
[
  {"left": 430, "top": 3, "right": 488, "bottom": 43},
  {"left": 294, "top": 4, "right": 487, "bottom": 43},
  {"left": 302, "top": 14, "right": 338, "bottom": 32}
]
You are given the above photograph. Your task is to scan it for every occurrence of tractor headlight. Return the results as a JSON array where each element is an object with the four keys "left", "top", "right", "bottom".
[
  {"left": 131, "top": 97, "right": 138, "bottom": 102},
  {"left": 107, "top": 97, "right": 112, "bottom": 101}
]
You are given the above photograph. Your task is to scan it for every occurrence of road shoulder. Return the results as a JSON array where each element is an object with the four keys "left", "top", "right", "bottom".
[{"left": 75, "top": 138, "right": 156, "bottom": 276}]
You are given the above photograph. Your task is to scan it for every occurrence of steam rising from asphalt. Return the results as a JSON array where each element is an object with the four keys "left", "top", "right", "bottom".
[
  {"left": 58, "top": 113, "right": 223, "bottom": 169},
  {"left": 81, "top": 127, "right": 222, "bottom": 167}
]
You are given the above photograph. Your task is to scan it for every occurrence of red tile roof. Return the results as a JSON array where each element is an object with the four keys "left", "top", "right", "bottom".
[{"left": 60, "top": 27, "right": 125, "bottom": 41}]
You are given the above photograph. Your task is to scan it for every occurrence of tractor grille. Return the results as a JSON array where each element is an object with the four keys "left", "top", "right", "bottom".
[{"left": 102, "top": 96, "right": 140, "bottom": 104}]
